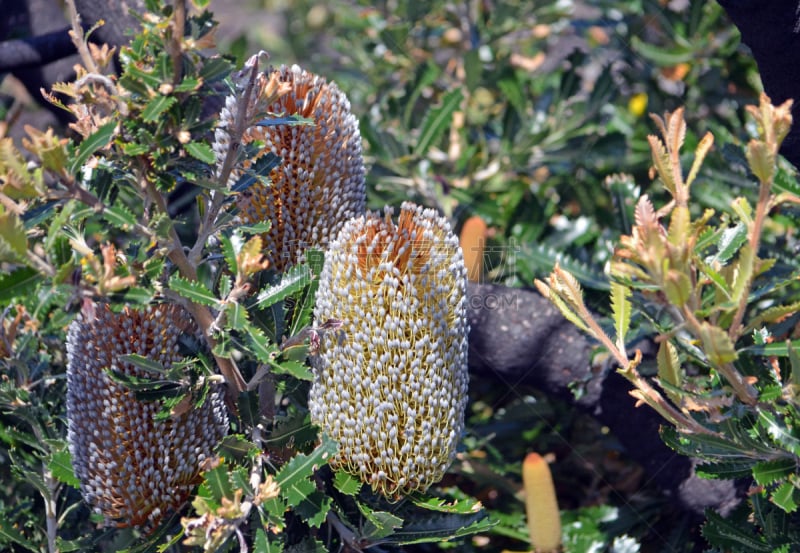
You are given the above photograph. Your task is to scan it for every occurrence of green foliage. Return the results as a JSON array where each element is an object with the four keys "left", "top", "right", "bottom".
[{"left": 538, "top": 94, "right": 800, "bottom": 551}]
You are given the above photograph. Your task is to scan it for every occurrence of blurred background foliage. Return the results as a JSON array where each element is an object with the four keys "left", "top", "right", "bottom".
[
  {"left": 3, "top": 0, "right": 795, "bottom": 551},
  {"left": 205, "top": 1, "right": 782, "bottom": 550},
  {"left": 215, "top": 0, "right": 765, "bottom": 296}
]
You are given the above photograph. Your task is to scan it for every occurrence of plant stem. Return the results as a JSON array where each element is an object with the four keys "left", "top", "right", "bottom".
[
  {"left": 170, "top": 0, "right": 186, "bottom": 86},
  {"left": 64, "top": 0, "right": 99, "bottom": 74},
  {"left": 140, "top": 177, "right": 247, "bottom": 395},
  {"left": 190, "top": 56, "right": 261, "bottom": 265},
  {"left": 729, "top": 178, "right": 772, "bottom": 341},
  {"left": 43, "top": 466, "right": 59, "bottom": 553}
]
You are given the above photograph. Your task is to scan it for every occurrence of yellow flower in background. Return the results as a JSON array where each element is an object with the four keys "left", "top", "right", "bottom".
[{"left": 628, "top": 92, "right": 648, "bottom": 118}]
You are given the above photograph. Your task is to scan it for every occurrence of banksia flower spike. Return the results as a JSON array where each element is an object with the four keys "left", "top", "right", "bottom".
[
  {"left": 309, "top": 202, "right": 469, "bottom": 497},
  {"left": 235, "top": 64, "right": 366, "bottom": 272},
  {"left": 66, "top": 303, "right": 228, "bottom": 529}
]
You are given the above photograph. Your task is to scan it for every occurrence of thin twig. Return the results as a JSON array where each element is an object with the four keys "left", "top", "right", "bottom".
[
  {"left": 64, "top": 0, "right": 99, "bottom": 74},
  {"left": 43, "top": 466, "right": 60, "bottom": 553},
  {"left": 189, "top": 56, "right": 261, "bottom": 265},
  {"left": 170, "top": 0, "right": 186, "bottom": 86},
  {"left": 139, "top": 175, "right": 246, "bottom": 395},
  {"left": 729, "top": 179, "right": 772, "bottom": 341}
]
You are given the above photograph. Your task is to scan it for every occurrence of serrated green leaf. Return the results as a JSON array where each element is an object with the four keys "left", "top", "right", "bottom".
[
  {"left": 199, "top": 56, "right": 233, "bottom": 83},
  {"left": 203, "top": 464, "right": 233, "bottom": 503},
  {"left": 731, "top": 243, "right": 755, "bottom": 305},
  {"left": 0, "top": 267, "right": 40, "bottom": 302},
  {"left": 118, "top": 353, "right": 167, "bottom": 374},
  {"left": 244, "top": 323, "right": 278, "bottom": 364},
  {"left": 656, "top": 341, "right": 682, "bottom": 404},
  {"left": 219, "top": 434, "right": 257, "bottom": 462},
  {"left": 759, "top": 411, "right": 800, "bottom": 456},
  {"left": 142, "top": 95, "right": 177, "bottom": 122},
  {"left": 610, "top": 281, "right": 631, "bottom": 348},
  {"left": 357, "top": 502, "right": 404, "bottom": 541},
  {"left": 48, "top": 443, "right": 81, "bottom": 489},
  {"left": 273, "top": 358, "right": 312, "bottom": 381},
  {"left": 409, "top": 495, "right": 485, "bottom": 515},
  {"left": 390, "top": 507, "right": 493, "bottom": 545},
  {"left": 660, "top": 426, "right": 755, "bottom": 460},
  {"left": 185, "top": 141, "right": 216, "bottom": 164},
  {"left": 708, "top": 223, "right": 747, "bottom": 264},
  {"left": 0, "top": 205, "right": 27, "bottom": 262},
  {"left": 169, "top": 274, "right": 219, "bottom": 306},
  {"left": 261, "top": 496, "right": 288, "bottom": 530},
  {"left": 295, "top": 491, "right": 331, "bottom": 528},
  {"left": 226, "top": 301, "right": 249, "bottom": 331},
  {"left": 414, "top": 88, "right": 463, "bottom": 157},
  {"left": 664, "top": 269, "right": 692, "bottom": 307},
  {"left": 256, "top": 264, "right": 312, "bottom": 308},
  {"left": 68, "top": 121, "right": 116, "bottom": 174},
  {"left": 274, "top": 436, "right": 337, "bottom": 507},
  {"left": 219, "top": 233, "right": 238, "bottom": 275},
  {"left": 695, "top": 460, "right": 754, "bottom": 480},
  {"left": 231, "top": 152, "right": 281, "bottom": 193},
  {"left": 667, "top": 206, "right": 690, "bottom": 247},
  {"left": 102, "top": 204, "right": 138, "bottom": 230},
  {"left": 253, "top": 528, "right": 282, "bottom": 553},
  {"left": 333, "top": 470, "right": 362, "bottom": 496},
  {"left": 740, "top": 339, "right": 800, "bottom": 358},
  {"left": 772, "top": 481, "right": 799, "bottom": 513},
  {"left": 697, "top": 322, "right": 737, "bottom": 367},
  {"left": 701, "top": 510, "right": 771, "bottom": 552},
  {"left": 239, "top": 221, "right": 272, "bottom": 234},
  {"left": 0, "top": 517, "right": 39, "bottom": 552},
  {"left": 753, "top": 458, "right": 796, "bottom": 486}
]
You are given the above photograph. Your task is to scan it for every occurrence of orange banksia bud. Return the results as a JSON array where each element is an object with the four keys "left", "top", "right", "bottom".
[
  {"left": 309, "top": 202, "right": 469, "bottom": 497},
  {"left": 66, "top": 303, "right": 228, "bottom": 529},
  {"left": 236, "top": 64, "right": 366, "bottom": 272}
]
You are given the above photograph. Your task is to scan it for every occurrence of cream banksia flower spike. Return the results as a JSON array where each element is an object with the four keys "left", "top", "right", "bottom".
[
  {"left": 234, "top": 64, "right": 366, "bottom": 272},
  {"left": 309, "top": 202, "right": 469, "bottom": 497},
  {"left": 66, "top": 303, "right": 228, "bottom": 529}
]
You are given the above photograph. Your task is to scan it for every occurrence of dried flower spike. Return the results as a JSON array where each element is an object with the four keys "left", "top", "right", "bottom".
[
  {"left": 309, "top": 202, "right": 469, "bottom": 497},
  {"left": 66, "top": 303, "right": 228, "bottom": 529},
  {"left": 236, "top": 64, "right": 366, "bottom": 272}
]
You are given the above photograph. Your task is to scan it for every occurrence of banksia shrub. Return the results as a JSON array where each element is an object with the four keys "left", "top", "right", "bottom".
[
  {"left": 66, "top": 303, "right": 228, "bottom": 529},
  {"left": 309, "top": 202, "right": 469, "bottom": 497},
  {"left": 235, "top": 64, "right": 366, "bottom": 272}
]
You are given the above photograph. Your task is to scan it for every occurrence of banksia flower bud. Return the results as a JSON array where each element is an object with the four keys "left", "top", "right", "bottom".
[
  {"left": 309, "top": 202, "right": 469, "bottom": 497},
  {"left": 236, "top": 64, "right": 366, "bottom": 272},
  {"left": 66, "top": 303, "right": 228, "bottom": 529}
]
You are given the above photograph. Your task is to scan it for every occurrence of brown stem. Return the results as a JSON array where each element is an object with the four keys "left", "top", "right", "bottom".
[
  {"left": 189, "top": 56, "right": 261, "bottom": 265},
  {"left": 140, "top": 177, "right": 246, "bottom": 395},
  {"left": 170, "top": 0, "right": 185, "bottom": 86},
  {"left": 682, "top": 305, "right": 757, "bottom": 404},
  {"left": 64, "top": 0, "right": 99, "bottom": 74}
]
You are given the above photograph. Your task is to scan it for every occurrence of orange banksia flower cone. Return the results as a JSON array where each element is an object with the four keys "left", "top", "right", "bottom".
[
  {"left": 309, "top": 202, "right": 469, "bottom": 497},
  {"left": 236, "top": 64, "right": 366, "bottom": 272},
  {"left": 66, "top": 303, "right": 228, "bottom": 529}
]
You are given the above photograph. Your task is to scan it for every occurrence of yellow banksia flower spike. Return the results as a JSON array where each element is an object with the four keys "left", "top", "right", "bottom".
[
  {"left": 66, "top": 303, "right": 228, "bottom": 529},
  {"left": 235, "top": 64, "right": 366, "bottom": 272},
  {"left": 523, "top": 452, "right": 562, "bottom": 552},
  {"left": 309, "top": 202, "right": 469, "bottom": 497}
]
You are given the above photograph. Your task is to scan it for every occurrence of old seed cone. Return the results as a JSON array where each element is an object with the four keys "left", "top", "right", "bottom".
[
  {"left": 236, "top": 64, "right": 366, "bottom": 272},
  {"left": 66, "top": 303, "right": 228, "bottom": 529}
]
